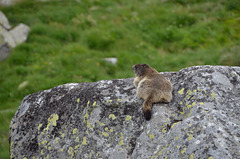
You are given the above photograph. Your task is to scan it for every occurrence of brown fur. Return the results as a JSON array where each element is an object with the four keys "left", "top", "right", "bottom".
[{"left": 132, "top": 64, "right": 173, "bottom": 120}]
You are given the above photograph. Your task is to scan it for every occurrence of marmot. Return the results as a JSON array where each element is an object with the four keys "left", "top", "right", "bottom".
[{"left": 132, "top": 64, "right": 173, "bottom": 120}]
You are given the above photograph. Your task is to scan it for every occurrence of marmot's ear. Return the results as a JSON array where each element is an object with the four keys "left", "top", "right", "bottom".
[{"left": 143, "top": 64, "right": 149, "bottom": 68}]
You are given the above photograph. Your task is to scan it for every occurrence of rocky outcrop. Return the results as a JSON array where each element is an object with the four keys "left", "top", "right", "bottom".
[
  {"left": 0, "top": 11, "right": 30, "bottom": 61},
  {"left": 9, "top": 65, "right": 240, "bottom": 159}
]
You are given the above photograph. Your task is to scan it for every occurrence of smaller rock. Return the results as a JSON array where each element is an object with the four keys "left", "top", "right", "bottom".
[
  {"left": 18, "top": 81, "right": 28, "bottom": 90},
  {"left": 0, "top": 43, "right": 11, "bottom": 61},
  {"left": 7, "top": 23, "right": 30, "bottom": 48},
  {"left": 0, "top": 0, "right": 22, "bottom": 6},
  {"left": 0, "top": 11, "right": 11, "bottom": 29},
  {"left": 105, "top": 57, "right": 118, "bottom": 65},
  {"left": 0, "top": 11, "right": 30, "bottom": 61}
]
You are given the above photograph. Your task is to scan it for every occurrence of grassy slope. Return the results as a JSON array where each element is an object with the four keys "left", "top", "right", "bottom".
[{"left": 0, "top": 0, "right": 239, "bottom": 158}]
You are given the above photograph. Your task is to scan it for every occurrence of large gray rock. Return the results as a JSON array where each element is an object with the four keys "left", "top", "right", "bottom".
[{"left": 9, "top": 65, "right": 240, "bottom": 159}]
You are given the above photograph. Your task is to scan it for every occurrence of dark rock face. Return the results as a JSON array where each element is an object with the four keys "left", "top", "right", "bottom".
[{"left": 9, "top": 66, "right": 240, "bottom": 159}]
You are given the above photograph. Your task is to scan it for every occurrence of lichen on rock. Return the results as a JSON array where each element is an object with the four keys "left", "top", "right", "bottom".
[{"left": 9, "top": 65, "right": 240, "bottom": 159}]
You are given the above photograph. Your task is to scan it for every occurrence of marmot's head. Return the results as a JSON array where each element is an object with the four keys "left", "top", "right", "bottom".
[{"left": 132, "top": 64, "right": 150, "bottom": 76}]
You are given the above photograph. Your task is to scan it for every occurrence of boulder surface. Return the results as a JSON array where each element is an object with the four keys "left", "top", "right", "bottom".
[{"left": 9, "top": 65, "right": 240, "bottom": 159}]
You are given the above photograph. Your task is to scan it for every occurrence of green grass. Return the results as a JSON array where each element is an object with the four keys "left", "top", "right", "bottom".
[{"left": 0, "top": 0, "right": 239, "bottom": 158}]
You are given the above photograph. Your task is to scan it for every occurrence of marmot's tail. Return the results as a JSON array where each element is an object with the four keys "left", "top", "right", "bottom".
[{"left": 142, "top": 95, "right": 153, "bottom": 121}]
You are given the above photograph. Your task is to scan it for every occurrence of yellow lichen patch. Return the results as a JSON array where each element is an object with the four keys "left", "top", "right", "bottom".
[
  {"left": 74, "top": 144, "right": 80, "bottom": 149},
  {"left": 175, "top": 136, "right": 180, "bottom": 141},
  {"left": 171, "top": 122, "right": 180, "bottom": 128},
  {"left": 187, "top": 90, "right": 193, "bottom": 95},
  {"left": 187, "top": 104, "right": 192, "bottom": 109},
  {"left": 192, "top": 102, "right": 196, "bottom": 106},
  {"left": 189, "top": 153, "right": 194, "bottom": 159},
  {"left": 10, "top": 141, "right": 14, "bottom": 148},
  {"left": 181, "top": 148, "right": 187, "bottom": 154},
  {"left": 118, "top": 140, "right": 123, "bottom": 146},
  {"left": 149, "top": 134, "right": 154, "bottom": 139},
  {"left": 38, "top": 123, "right": 43, "bottom": 131},
  {"left": 87, "top": 120, "right": 93, "bottom": 129},
  {"left": 92, "top": 101, "right": 97, "bottom": 106},
  {"left": 97, "top": 121, "right": 105, "bottom": 126},
  {"left": 61, "top": 133, "right": 65, "bottom": 138},
  {"left": 23, "top": 157, "right": 27, "bottom": 159},
  {"left": 41, "top": 114, "right": 59, "bottom": 133},
  {"left": 211, "top": 92, "right": 215, "bottom": 100},
  {"left": 199, "top": 102, "right": 204, "bottom": 105},
  {"left": 110, "top": 129, "right": 113, "bottom": 132},
  {"left": 102, "top": 132, "right": 109, "bottom": 137},
  {"left": 55, "top": 137, "right": 60, "bottom": 143},
  {"left": 125, "top": 115, "right": 132, "bottom": 121},
  {"left": 75, "top": 137, "right": 80, "bottom": 142},
  {"left": 119, "top": 133, "right": 124, "bottom": 146},
  {"left": 68, "top": 147, "right": 74, "bottom": 158},
  {"left": 117, "top": 98, "right": 123, "bottom": 102},
  {"left": 180, "top": 111, "right": 185, "bottom": 115},
  {"left": 178, "top": 88, "right": 185, "bottom": 95},
  {"left": 107, "top": 99, "right": 113, "bottom": 104},
  {"left": 109, "top": 114, "right": 116, "bottom": 120},
  {"left": 162, "top": 127, "right": 167, "bottom": 133},
  {"left": 48, "top": 114, "right": 59, "bottom": 127},
  {"left": 180, "top": 101, "right": 183, "bottom": 105},
  {"left": 41, "top": 140, "right": 46, "bottom": 145},
  {"left": 73, "top": 128, "right": 78, "bottom": 135},
  {"left": 208, "top": 157, "right": 214, "bottom": 159},
  {"left": 105, "top": 127, "right": 109, "bottom": 131},
  {"left": 177, "top": 145, "right": 180, "bottom": 149},
  {"left": 83, "top": 112, "right": 88, "bottom": 122},
  {"left": 82, "top": 137, "right": 87, "bottom": 145},
  {"left": 77, "top": 98, "right": 80, "bottom": 103},
  {"left": 188, "top": 134, "right": 193, "bottom": 141},
  {"left": 158, "top": 150, "right": 163, "bottom": 156},
  {"left": 87, "top": 101, "right": 90, "bottom": 107}
]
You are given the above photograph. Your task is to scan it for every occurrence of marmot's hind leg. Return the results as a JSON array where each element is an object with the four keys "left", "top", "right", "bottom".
[{"left": 161, "top": 93, "right": 172, "bottom": 103}]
